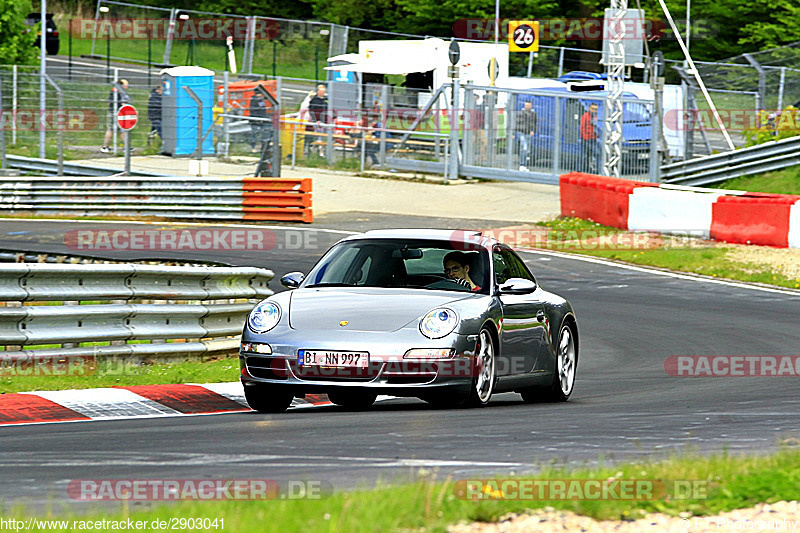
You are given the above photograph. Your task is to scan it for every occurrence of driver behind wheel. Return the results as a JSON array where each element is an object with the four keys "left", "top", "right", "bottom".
[{"left": 443, "top": 251, "right": 481, "bottom": 291}]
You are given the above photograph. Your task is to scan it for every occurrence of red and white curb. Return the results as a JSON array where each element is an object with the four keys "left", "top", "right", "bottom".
[{"left": 0, "top": 383, "right": 343, "bottom": 427}]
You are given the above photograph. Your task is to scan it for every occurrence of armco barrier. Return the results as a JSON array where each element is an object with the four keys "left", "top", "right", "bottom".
[
  {"left": 560, "top": 172, "right": 800, "bottom": 248},
  {"left": 0, "top": 177, "right": 312, "bottom": 223},
  {"left": 560, "top": 172, "right": 657, "bottom": 229},
  {"left": 0, "top": 264, "right": 274, "bottom": 359}
]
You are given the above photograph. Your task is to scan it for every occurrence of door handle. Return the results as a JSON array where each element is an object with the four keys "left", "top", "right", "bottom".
[{"left": 536, "top": 310, "right": 545, "bottom": 322}]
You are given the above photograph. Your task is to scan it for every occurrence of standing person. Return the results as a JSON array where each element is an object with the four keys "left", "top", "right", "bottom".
[
  {"left": 147, "top": 85, "right": 163, "bottom": 141},
  {"left": 248, "top": 89, "right": 268, "bottom": 153},
  {"left": 308, "top": 84, "right": 328, "bottom": 123},
  {"left": 101, "top": 79, "right": 131, "bottom": 153},
  {"left": 516, "top": 100, "right": 537, "bottom": 170},
  {"left": 580, "top": 103, "right": 599, "bottom": 173},
  {"left": 306, "top": 85, "right": 328, "bottom": 157}
]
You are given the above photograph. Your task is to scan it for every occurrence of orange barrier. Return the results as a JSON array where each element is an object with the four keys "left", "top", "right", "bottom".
[
  {"left": 241, "top": 178, "right": 313, "bottom": 223},
  {"left": 711, "top": 194, "right": 800, "bottom": 247},
  {"left": 560, "top": 172, "right": 656, "bottom": 229}
]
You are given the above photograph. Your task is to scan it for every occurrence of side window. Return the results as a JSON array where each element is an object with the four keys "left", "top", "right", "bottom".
[
  {"left": 493, "top": 249, "right": 512, "bottom": 285},
  {"left": 494, "top": 247, "right": 535, "bottom": 285},
  {"left": 504, "top": 249, "right": 535, "bottom": 283}
]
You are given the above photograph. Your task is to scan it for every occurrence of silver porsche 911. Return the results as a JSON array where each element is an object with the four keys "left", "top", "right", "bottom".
[{"left": 239, "top": 229, "right": 578, "bottom": 412}]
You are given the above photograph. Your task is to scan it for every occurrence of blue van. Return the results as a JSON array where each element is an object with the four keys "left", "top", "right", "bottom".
[{"left": 513, "top": 86, "right": 651, "bottom": 175}]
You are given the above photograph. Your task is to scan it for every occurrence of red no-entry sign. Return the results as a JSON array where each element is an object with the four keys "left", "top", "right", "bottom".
[{"left": 116, "top": 104, "right": 138, "bottom": 131}]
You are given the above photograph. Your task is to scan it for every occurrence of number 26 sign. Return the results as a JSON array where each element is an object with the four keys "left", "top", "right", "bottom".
[{"left": 508, "top": 21, "right": 540, "bottom": 53}]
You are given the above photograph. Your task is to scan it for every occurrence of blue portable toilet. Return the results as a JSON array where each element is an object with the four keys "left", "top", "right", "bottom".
[{"left": 160, "top": 66, "right": 215, "bottom": 156}]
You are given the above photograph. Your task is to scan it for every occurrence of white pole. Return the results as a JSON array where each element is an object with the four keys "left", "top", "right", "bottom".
[
  {"left": 492, "top": 0, "right": 499, "bottom": 87},
  {"left": 685, "top": 0, "right": 691, "bottom": 56},
  {"left": 112, "top": 68, "right": 118, "bottom": 154},
  {"left": 12, "top": 65, "right": 17, "bottom": 145},
  {"left": 39, "top": 0, "right": 47, "bottom": 158},
  {"left": 656, "top": 0, "right": 735, "bottom": 150}
]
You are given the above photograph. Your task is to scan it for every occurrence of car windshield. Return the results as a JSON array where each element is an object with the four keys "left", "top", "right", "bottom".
[{"left": 303, "top": 239, "right": 490, "bottom": 294}]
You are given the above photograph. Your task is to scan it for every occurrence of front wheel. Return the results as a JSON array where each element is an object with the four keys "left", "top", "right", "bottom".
[{"left": 244, "top": 383, "right": 294, "bottom": 413}]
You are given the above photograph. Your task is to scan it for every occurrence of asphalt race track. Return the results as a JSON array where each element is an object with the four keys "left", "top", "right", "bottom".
[{"left": 2, "top": 218, "right": 800, "bottom": 507}]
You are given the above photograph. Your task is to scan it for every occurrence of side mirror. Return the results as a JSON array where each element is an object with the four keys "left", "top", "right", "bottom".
[
  {"left": 497, "top": 277, "right": 537, "bottom": 295},
  {"left": 280, "top": 271, "right": 305, "bottom": 289}
]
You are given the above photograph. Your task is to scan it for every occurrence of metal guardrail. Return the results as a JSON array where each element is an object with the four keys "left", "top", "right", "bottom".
[
  {"left": 0, "top": 176, "right": 313, "bottom": 222},
  {"left": 661, "top": 136, "right": 800, "bottom": 186},
  {"left": 0, "top": 263, "right": 272, "bottom": 359},
  {"left": 5, "top": 155, "right": 169, "bottom": 177}
]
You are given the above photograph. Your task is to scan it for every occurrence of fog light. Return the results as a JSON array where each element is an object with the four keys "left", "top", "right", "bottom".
[
  {"left": 404, "top": 348, "right": 455, "bottom": 359},
  {"left": 241, "top": 342, "right": 272, "bottom": 354}
]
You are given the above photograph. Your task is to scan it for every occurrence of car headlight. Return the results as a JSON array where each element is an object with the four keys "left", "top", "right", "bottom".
[
  {"left": 247, "top": 301, "right": 281, "bottom": 333},
  {"left": 419, "top": 308, "right": 459, "bottom": 339}
]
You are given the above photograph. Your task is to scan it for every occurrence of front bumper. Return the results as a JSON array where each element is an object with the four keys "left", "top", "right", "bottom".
[{"left": 239, "top": 331, "right": 477, "bottom": 396}]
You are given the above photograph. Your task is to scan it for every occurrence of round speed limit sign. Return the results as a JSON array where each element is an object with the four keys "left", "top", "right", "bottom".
[{"left": 508, "top": 21, "right": 540, "bottom": 53}]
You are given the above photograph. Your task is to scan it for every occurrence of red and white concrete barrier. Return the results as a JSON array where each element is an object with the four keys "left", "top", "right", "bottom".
[{"left": 560, "top": 172, "right": 800, "bottom": 248}]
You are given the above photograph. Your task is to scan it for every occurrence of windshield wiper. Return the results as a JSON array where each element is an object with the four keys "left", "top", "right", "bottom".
[{"left": 304, "top": 282, "right": 353, "bottom": 288}]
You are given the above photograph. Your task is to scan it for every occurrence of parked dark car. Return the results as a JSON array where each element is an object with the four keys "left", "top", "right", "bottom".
[
  {"left": 240, "top": 229, "right": 579, "bottom": 413},
  {"left": 24, "top": 13, "right": 59, "bottom": 56}
]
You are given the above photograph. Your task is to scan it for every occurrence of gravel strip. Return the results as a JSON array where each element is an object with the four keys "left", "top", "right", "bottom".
[{"left": 448, "top": 501, "right": 800, "bottom": 532}]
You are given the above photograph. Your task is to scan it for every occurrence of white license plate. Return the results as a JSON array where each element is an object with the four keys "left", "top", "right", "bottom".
[{"left": 298, "top": 350, "right": 369, "bottom": 368}]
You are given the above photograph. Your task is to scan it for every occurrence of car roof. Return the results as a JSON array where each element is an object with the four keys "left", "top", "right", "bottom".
[{"left": 342, "top": 228, "right": 497, "bottom": 246}]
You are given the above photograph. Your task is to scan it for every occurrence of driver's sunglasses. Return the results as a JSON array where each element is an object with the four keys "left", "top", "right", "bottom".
[{"left": 444, "top": 266, "right": 463, "bottom": 274}]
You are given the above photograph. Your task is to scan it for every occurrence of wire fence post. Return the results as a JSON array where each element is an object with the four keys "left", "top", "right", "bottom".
[
  {"left": 223, "top": 71, "right": 230, "bottom": 158},
  {"left": 0, "top": 80, "right": 6, "bottom": 171},
  {"left": 326, "top": 81, "right": 334, "bottom": 165},
  {"left": 449, "top": 78, "right": 460, "bottom": 179},
  {"left": 552, "top": 95, "right": 561, "bottom": 176},
  {"left": 379, "top": 85, "right": 388, "bottom": 167},
  {"left": 12, "top": 65, "right": 17, "bottom": 145},
  {"left": 112, "top": 68, "right": 119, "bottom": 155}
]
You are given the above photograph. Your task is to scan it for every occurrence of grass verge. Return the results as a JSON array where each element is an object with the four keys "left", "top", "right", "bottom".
[
  {"left": 0, "top": 356, "right": 239, "bottom": 394},
  {"left": 4, "top": 447, "right": 800, "bottom": 531},
  {"left": 528, "top": 217, "right": 800, "bottom": 290},
  {"left": 712, "top": 165, "right": 800, "bottom": 195}
]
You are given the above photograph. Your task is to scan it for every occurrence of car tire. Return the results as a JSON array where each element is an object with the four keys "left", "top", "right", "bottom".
[
  {"left": 428, "top": 327, "right": 496, "bottom": 409},
  {"left": 327, "top": 390, "right": 377, "bottom": 409},
  {"left": 244, "top": 384, "right": 293, "bottom": 413},
  {"left": 47, "top": 43, "right": 59, "bottom": 55},
  {"left": 520, "top": 322, "right": 577, "bottom": 403}
]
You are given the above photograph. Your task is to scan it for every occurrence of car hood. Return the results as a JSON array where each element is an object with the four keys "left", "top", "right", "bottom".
[{"left": 288, "top": 287, "right": 472, "bottom": 332}]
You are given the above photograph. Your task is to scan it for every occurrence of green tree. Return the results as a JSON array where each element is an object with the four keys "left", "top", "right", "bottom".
[
  {"left": 738, "top": 0, "right": 800, "bottom": 50},
  {"left": 0, "top": 0, "right": 38, "bottom": 65},
  {"left": 309, "top": 0, "right": 396, "bottom": 29},
  {"left": 195, "top": 0, "right": 314, "bottom": 20}
]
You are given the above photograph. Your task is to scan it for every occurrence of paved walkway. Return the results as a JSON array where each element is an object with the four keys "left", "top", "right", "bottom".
[{"left": 71, "top": 155, "right": 561, "bottom": 224}]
